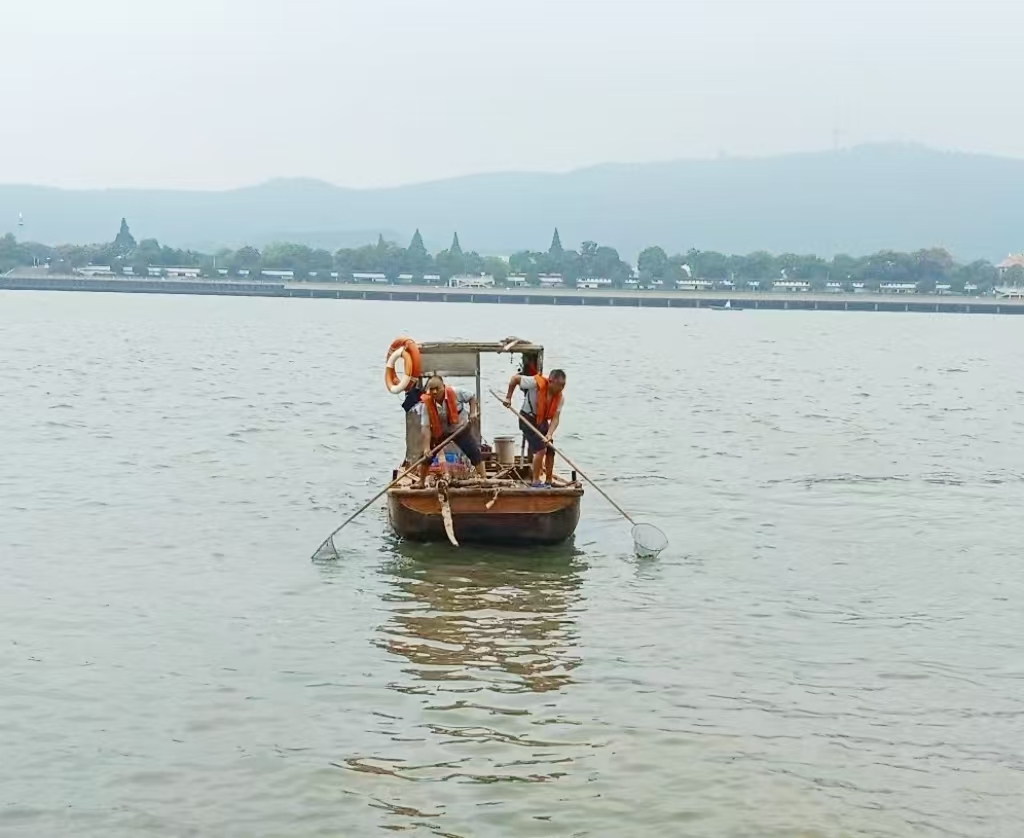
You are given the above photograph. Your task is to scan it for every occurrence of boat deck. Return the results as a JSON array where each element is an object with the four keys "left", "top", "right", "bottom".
[
  {"left": 391, "top": 454, "right": 580, "bottom": 492},
  {"left": 387, "top": 458, "right": 583, "bottom": 546}
]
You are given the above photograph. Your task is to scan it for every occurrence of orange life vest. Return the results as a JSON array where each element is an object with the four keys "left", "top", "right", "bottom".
[
  {"left": 421, "top": 387, "right": 459, "bottom": 438},
  {"left": 533, "top": 375, "right": 562, "bottom": 423}
]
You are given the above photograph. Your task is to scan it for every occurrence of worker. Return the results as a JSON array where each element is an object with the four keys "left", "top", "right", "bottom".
[
  {"left": 415, "top": 375, "right": 486, "bottom": 487},
  {"left": 503, "top": 368, "right": 566, "bottom": 487}
]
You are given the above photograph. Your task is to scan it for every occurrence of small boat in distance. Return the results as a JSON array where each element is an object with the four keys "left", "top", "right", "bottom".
[
  {"left": 385, "top": 337, "right": 583, "bottom": 547},
  {"left": 710, "top": 299, "right": 743, "bottom": 311}
]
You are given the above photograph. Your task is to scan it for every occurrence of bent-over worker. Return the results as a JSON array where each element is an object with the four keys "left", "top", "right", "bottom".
[
  {"left": 503, "top": 368, "right": 566, "bottom": 487},
  {"left": 416, "top": 375, "right": 486, "bottom": 487}
]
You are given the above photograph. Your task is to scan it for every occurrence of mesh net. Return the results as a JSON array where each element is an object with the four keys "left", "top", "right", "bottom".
[{"left": 632, "top": 523, "right": 668, "bottom": 558}]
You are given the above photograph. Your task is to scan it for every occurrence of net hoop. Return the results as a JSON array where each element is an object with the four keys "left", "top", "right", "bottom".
[{"left": 632, "top": 523, "right": 668, "bottom": 558}]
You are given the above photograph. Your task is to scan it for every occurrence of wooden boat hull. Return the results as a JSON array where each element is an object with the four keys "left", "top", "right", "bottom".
[{"left": 387, "top": 486, "right": 582, "bottom": 546}]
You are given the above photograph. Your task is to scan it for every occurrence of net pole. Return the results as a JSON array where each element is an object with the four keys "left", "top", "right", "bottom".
[
  {"left": 490, "top": 389, "right": 636, "bottom": 526},
  {"left": 311, "top": 422, "right": 470, "bottom": 559}
]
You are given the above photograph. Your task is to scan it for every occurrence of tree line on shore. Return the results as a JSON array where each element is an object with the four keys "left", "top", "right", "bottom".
[{"left": 2, "top": 220, "right": 1020, "bottom": 292}]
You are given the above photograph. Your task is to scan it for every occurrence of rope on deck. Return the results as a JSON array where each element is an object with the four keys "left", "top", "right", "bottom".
[{"left": 436, "top": 479, "right": 459, "bottom": 547}]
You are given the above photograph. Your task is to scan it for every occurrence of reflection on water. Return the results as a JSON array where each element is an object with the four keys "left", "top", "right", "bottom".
[
  {"left": 378, "top": 541, "right": 585, "bottom": 695},
  {"left": 339, "top": 542, "right": 592, "bottom": 830}
]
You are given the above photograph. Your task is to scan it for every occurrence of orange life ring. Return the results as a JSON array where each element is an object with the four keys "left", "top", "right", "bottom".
[{"left": 384, "top": 337, "right": 421, "bottom": 394}]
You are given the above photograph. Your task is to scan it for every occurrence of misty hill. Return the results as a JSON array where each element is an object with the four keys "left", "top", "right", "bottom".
[{"left": 2, "top": 144, "right": 1022, "bottom": 260}]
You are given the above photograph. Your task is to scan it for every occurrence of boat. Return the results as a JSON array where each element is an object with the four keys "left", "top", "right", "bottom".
[
  {"left": 710, "top": 299, "right": 743, "bottom": 311},
  {"left": 384, "top": 337, "right": 583, "bottom": 547}
]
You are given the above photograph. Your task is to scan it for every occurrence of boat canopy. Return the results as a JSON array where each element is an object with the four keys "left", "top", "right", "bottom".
[{"left": 416, "top": 337, "right": 544, "bottom": 380}]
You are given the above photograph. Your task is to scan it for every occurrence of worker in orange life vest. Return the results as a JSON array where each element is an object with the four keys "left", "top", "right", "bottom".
[
  {"left": 415, "top": 375, "right": 486, "bottom": 487},
  {"left": 503, "top": 368, "right": 566, "bottom": 487}
]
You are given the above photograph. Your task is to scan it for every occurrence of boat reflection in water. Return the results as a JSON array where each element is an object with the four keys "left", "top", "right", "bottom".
[
  {"left": 377, "top": 540, "right": 585, "bottom": 696},
  {"left": 341, "top": 539, "right": 593, "bottom": 832}
]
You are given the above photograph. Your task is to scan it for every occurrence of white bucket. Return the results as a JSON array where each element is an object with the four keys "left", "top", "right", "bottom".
[{"left": 493, "top": 435, "right": 517, "bottom": 465}]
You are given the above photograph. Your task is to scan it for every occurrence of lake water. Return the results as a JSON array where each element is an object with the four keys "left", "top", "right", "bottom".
[{"left": 1, "top": 291, "right": 1023, "bottom": 837}]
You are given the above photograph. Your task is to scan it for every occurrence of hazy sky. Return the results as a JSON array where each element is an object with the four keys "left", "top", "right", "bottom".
[{"left": 4, "top": 0, "right": 1022, "bottom": 189}]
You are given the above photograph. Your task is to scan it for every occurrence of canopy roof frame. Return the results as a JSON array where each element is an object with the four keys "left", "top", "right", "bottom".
[{"left": 413, "top": 337, "right": 545, "bottom": 421}]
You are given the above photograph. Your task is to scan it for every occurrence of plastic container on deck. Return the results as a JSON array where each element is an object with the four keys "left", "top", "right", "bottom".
[{"left": 430, "top": 452, "right": 468, "bottom": 478}]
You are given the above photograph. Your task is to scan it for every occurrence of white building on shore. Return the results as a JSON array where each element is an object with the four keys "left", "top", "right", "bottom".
[
  {"left": 773, "top": 280, "right": 811, "bottom": 292},
  {"left": 77, "top": 265, "right": 114, "bottom": 277},
  {"left": 676, "top": 279, "right": 713, "bottom": 291},
  {"left": 879, "top": 281, "right": 917, "bottom": 294},
  {"left": 165, "top": 266, "right": 202, "bottom": 278},
  {"left": 448, "top": 273, "right": 495, "bottom": 288}
]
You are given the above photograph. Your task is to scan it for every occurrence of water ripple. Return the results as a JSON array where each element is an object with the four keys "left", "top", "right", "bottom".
[{"left": 1, "top": 295, "right": 1023, "bottom": 837}]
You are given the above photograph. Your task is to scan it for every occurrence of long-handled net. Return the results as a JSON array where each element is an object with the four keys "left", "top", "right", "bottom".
[
  {"left": 310, "top": 423, "right": 470, "bottom": 560},
  {"left": 632, "top": 523, "right": 669, "bottom": 559},
  {"left": 490, "top": 391, "right": 668, "bottom": 558}
]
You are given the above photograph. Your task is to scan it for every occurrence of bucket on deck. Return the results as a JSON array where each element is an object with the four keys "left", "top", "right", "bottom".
[{"left": 493, "top": 435, "right": 517, "bottom": 465}]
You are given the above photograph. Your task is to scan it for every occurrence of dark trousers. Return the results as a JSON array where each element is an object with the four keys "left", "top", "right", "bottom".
[
  {"left": 432, "top": 425, "right": 483, "bottom": 466},
  {"left": 519, "top": 414, "right": 551, "bottom": 457}
]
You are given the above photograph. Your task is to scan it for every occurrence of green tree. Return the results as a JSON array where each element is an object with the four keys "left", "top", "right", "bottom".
[
  {"left": 262, "top": 242, "right": 318, "bottom": 278},
  {"left": 52, "top": 244, "right": 92, "bottom": 270},
  {"left": 549, "top": 228, "right": 564, "bottom": 257},
  {"left": 113, "top": 218, "right": 136, "bottom": 256},
  {"left": 310, "top": 248, "right": 334, "bottom": 272},
  {"left": 134, "top": 238, "right": 162, "bottom": 266},
  {"left": 199, "top": 254, "right": 219, "bottom": 277},
  {"left": 864, "top": 250, "right": 914, "bottom": 283},
  {"left": 465, "top": 250, "right": 486, "bottom": 275},
  {"left": 213, "top": 247, "right": 233, "bottom": 274},
  {"left": 732, "top": 251, "right": 777, "bottom": 281},
  {"left": 404, "top": 228, "right": 431, "bottom": 275},
  {"left": 775, "top": 253, "right": 828, "bottom": 288},
  {"left": 483, "top": 256, "right": 508, "bottom": 284},
  {"left": 911, "top": 247, "right": 953, "bottom": 291},
  {"left": 831, "top": 253, "right": 863, "bottom": 282},
  {"left": 577, "top": 240, "right": 599, "bottom": 280},
  {"left": 333, "top": 247, "right": 356, "bottom": 280},
  {"left": 436, "top": 232, "right": 466, "bottom": 279},
  {"left": 0, "top": 233, "right": 33, "bottom": 271},
  {"left": 637, "top": 245, "right": 669, "bottom": 282},
  {"left": 1003, "top": 265, "right": 1024, "bottom": 286},
  {"left": 231, "top": 246, "right": 261, "bottom": 273},
  {"left": 382, "top": 242, "right": 406, "bottom": 281},
  {"left": 684, "top": 249, "right": 729, "bottom": 280},
  {"left": 558, "top": 250, "right": 581, "bottom": 287},
  {"left": 593, "top": 245, "right": 631, "bottom": 285},
  {"left": 508, "top": 250, "right": 539, "bottom": 283}
]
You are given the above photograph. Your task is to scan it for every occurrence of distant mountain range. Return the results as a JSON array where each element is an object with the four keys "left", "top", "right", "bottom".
[{"left": 2, "top": 144, "right": 1022, "bottom": 260}]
